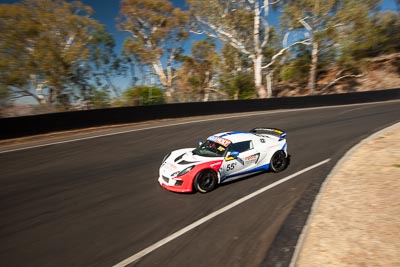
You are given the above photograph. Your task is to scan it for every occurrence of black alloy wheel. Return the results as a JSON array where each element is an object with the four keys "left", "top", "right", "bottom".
[
  {"left": 194, "top": 170, "right": 218, "bottom": 193},
  {"left": 270, "top": 150, "right": 288, "bottom": 172}
]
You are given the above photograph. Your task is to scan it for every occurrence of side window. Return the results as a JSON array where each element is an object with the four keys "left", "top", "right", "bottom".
[{"left": 230, "top": 141, "right": 253, "bottom": 153}]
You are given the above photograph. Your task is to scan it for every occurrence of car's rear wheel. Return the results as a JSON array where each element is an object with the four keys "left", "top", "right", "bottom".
[
  {"left": 270, "top": 150, "right": 288, "bottom": 172},
  {"left": 194, "top": 170, "right": 218, "bottom": 193}
]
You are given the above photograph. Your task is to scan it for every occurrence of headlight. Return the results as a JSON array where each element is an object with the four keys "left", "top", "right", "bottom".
[{"left": 173, "top": 166, "right": 195, "bottom": 177}]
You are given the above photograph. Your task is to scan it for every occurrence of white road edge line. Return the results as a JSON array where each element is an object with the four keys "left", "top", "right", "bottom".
[
  {"left": 0, "top": 110, "right": 281, "bottom": 154},
  {"left": 112, "top": 158, "right": 331, "bottom": 267},
  {"left": 2, "top": 99, "right": 398, "bottom": 154}
]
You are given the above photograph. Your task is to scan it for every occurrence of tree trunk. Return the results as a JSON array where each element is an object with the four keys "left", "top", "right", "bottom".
[
  {"left": 252, "top": 1, "right": 268, "bottom": 99},
  {"left": 35, "top": 83, "right": 47, "bottom": 105},
  {"left": 203, "top": 88, "right": 209, "bottom": 102},
  {"left": 202, "top": 71, "right": 211, "bottom": 102},
  {"left": 266, "top": 69, "right": 274, "bottom": 98},
  {"left": 165, "top": 90, "right": 173, "bottom": 102},
  {"left": 152, "top": 60, "right": 173, "bottom": 103},
  {"left": 30, "top": 74, "right": 47, "bottom": 104},
  {"left": 307, "top": 40, "right": 319, "bottom": 95},
  {"left": 254, "top": 54, "right": 268, "bottom": 98},
  {"left": 166, "top": 58, "right": 174, "bottom": 103},
  {"left": 234, "top": 90, "right": 239, "bottom": 100},
  {"left": 152, "top": 61, "right": 167, "bottom": 86}
]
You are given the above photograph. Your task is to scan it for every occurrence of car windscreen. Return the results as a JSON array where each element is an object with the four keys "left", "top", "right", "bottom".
[{"left": 192, "top": 140, "right": 227, "bottom": 157}]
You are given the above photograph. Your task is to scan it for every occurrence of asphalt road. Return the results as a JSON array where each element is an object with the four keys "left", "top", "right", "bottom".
[{"left": 1, "top": 100, "right": 399, "bottom": 267}]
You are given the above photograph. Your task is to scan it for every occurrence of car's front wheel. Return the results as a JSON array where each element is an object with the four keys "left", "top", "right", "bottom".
[
  {"left": 194, "top": 170, "right": 218, "bottom": 193},
  {"left": 269, "top": 150, "right": 288, "bottom": 172}
]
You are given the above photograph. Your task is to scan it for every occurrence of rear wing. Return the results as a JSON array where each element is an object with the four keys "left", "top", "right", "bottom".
[{"left": 250, "top": 127, "right": 287, "bottom": 141}]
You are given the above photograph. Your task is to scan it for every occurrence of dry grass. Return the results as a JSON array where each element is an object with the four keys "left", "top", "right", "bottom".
[{"left": 296, "top": 123, "right": 400, "bottom": 267}]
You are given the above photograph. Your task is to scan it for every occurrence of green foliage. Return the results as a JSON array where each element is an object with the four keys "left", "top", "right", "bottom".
[
  {"left": 0, "top": 84, "right": 9, "bottom": 100},
  {"left": 174, "top": 38, "right": 220, "bottom": 101},
  {"left": 335, "top": 9, "right": 400, "bottom": 73},
  {"left": 262, "top": 27, "right": 281, "bottom": 60},
  {"left": 1, "top": 0, "right": 398, "bottom": 110},
  {"left": 86, "top": 89, "right": 111, "bottom": 109},
  {"left": 280, "top": 45, "right": 311, "bottom": 84},
  {"left": 187, "top": 0, "right": 282, "bottom": 98},
  {"left": 375, "top": 12, "right": 400, "bottom": 54},
  {"left": 221, "top": 44, "right": 252, "bottom": 72},
  {"left": 121, "top": 86, "right": 165, "bottom": 106},
  {"left": 0, "top": 84, "right": 10, "bottom": 112},
  {"left": 342, "top": 11, "right": 400, "bottom": 61},
  {"left": 280, "top": 64, "right": 308, "bottom": 84},
  {"left": 220, "top": 72, "right": 256, "bottom": 100},
  {"left": 118, "top": 0, "right": 189, "bottom": 93},
  {"left": 0, "top": 0, "right": 113, "bottom": 108},
  {"left": 280, "top": 0, "right": 383, "bottom": 91},
  {"left": 218, "top": 43, "right": 257, "bottom": 99},
  {"left": 86, "top": 29, "right": 126, "bottom": 97}
]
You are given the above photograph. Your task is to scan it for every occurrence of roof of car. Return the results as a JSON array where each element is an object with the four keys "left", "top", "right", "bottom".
[{"left": 210, "top": 132, "right": 254, "bottom": 143}]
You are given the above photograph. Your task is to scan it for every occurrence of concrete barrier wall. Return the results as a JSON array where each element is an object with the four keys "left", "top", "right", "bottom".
[{"left": 1, "top": 88, "right": 399, "bottom": 140}]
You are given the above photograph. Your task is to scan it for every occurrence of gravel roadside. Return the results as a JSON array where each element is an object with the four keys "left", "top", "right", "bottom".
[{"left": 292, "top": 122, "right": 400, "bottom": 266}]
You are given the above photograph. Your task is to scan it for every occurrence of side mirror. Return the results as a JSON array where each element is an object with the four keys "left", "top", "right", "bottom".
[
  {"left": 198, "top": 140, "right": 203, "bottom": 146},
  {"left": 230, "top": 151, "right": 239, "bottom": 158},
  {"left": 225, "top": 151, "right": 239, "bottom": 161}
]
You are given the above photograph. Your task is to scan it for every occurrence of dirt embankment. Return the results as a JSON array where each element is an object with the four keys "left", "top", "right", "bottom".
[
  {"left": 277, "top": 53, "right": 400, "bottom": 97},
  {"left": 294, "top": 123, "right": 400, "bottom": 266}
]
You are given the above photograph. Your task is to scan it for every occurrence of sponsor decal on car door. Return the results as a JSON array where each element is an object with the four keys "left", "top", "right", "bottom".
[{"left": 222, "top": 150, "right": 260, "bottom": 181}]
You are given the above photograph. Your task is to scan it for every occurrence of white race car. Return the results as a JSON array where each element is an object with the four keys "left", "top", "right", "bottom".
[{"left": 158, "top": 128, "right": 289, "bottom": 193}]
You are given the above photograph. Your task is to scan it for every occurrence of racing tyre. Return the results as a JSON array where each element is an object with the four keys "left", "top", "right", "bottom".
[
  {"left": 270, "top": 151, "right": 288, "bottom": 172},
  {"left": 194, "top": 170, "right": 218, "bottom": 193}
]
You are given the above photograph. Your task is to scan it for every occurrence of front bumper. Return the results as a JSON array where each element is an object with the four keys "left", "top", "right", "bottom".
[{"left": 158, "top": 175, "right": 193, "bottom": 193}]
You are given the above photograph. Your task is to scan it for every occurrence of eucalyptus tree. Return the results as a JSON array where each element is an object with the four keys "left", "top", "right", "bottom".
[
  {"left": 118, "top": 0, "right": 189, "bottom": 102},
  {"left": 86, "top": 30, "right": 126, "bottom": 98},
  {"left": 342, "top": 10, "right": 400, "bottom": 59},
  {"left": 281, "top": 0, "right": 380, "bottom": 94},
  {"left": 175, "top": 38, "right": 221, "bottom": 101},
  {"left": 219, "top": 44, "right": 255, "bottom": 99},
  {"left": 71, "top": 29, "right": 126, "bottom": 109},
  {"left": 187, "top": 0, "right": 310, "bottom": 98},
  {"left": 0, "top": 0, "right": 104, "bottom": 107},
  {"left": 121, "top": 85, "right": 165, "bottom": 106}
]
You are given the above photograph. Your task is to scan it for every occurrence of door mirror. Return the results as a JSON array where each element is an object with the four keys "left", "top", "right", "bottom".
[
  {"left": 229, "top": 151, "right": 239, "bottom": 158},
  {"left": 230, "top": 151, "right": 239, "bottom": 158}
]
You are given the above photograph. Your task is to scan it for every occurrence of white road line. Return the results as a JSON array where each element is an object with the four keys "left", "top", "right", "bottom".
[
  {"left": 2, "top": 99, "right": 398, "bottom": 154},
  {"left": 112, "top": 158, "right": 331, "bottom": 267},
  {"left": 0, "top": 112, "right": 273, "bottom": 154},
  {"left": 1, "top": 109, "right": 295, "bottom": 154}
]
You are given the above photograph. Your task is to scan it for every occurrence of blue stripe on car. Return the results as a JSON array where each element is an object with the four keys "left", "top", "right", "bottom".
[
  {"left": 281, "top": 143, "right": 287, "bottom": 151},
  {"left": 220, "top": 132, "right": 249, "bottom": 137},
  {"left": 224, "top": 163, "right": 270, "bottom": 180}
]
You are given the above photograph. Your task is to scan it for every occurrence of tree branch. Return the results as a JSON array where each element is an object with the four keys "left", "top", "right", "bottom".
[
  {"left": 260, "top": 0, "right": 270, "bottom": 49},
  {"left": 120, "top": 28, "right": 138, "bottom": 39},
  {"left": 298, "top": 17, "right": 312, "bottom": 31},
  {"left": 10, "top": 88, "right": 41, "bottom": 103},
  {"left": 262, "top": 39, "right": 311, "bottom": 69},
  {"left": 192, "top": 15, "right": 251, "bottom": 55},
  {"left": 321, "top": 72, "right": 366, "bottom": 92}
]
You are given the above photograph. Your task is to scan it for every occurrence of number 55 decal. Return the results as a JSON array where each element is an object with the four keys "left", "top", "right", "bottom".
[{"left": 226, "top": 163, "right": 236, "bottom": 171}]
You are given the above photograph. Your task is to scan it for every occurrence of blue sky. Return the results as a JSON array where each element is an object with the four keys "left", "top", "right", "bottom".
[{"left": 1, "top": 0, "right": 397, "bottom": 56}]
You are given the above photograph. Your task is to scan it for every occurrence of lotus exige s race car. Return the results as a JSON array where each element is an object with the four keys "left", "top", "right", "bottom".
[{"left": 158, "top": 128, "right": 289, "bottom": 193}]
